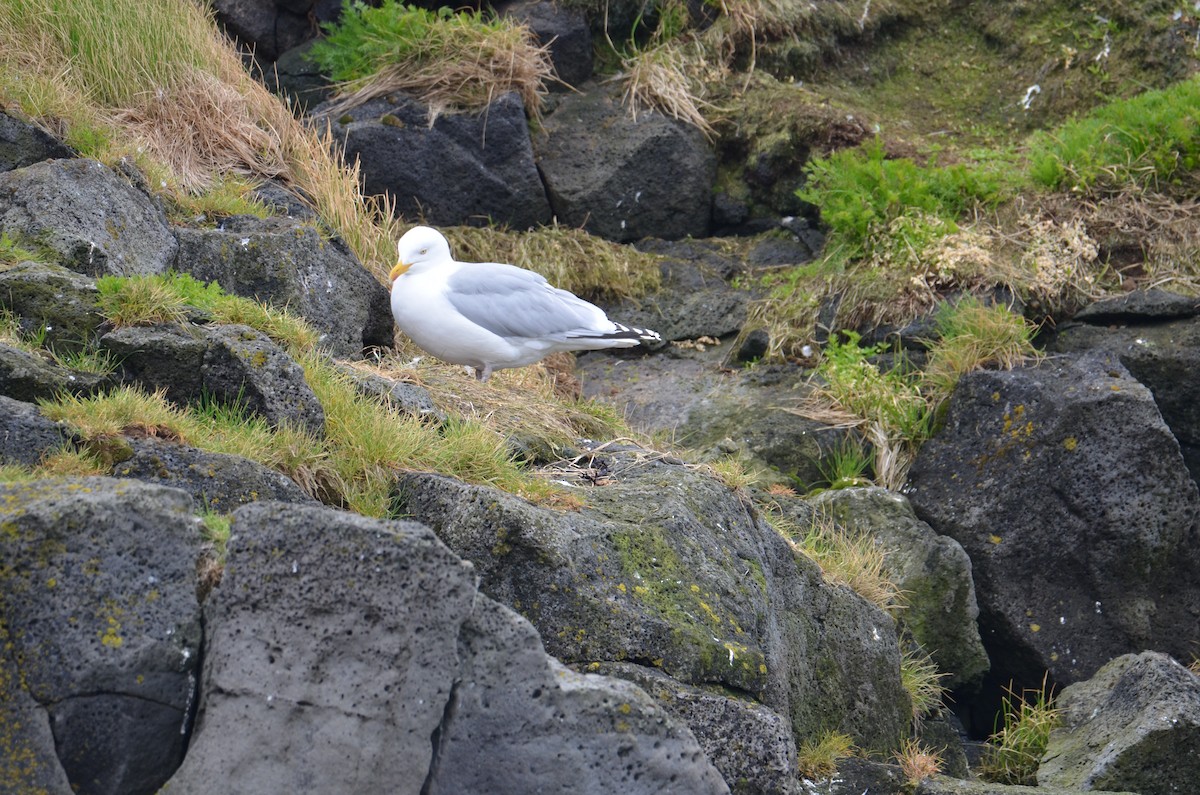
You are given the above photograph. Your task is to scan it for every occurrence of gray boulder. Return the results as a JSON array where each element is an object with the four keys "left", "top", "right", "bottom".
[
  {"left": 589, "top": 661, "right": 802, "bottom": 795},
  {"left": 811, "top": 487, "right": 989, "bottom": 690},
  {"left": 201, "top": 324, "right": 325, "bottom": 435},
  {"left": 0, "top": 109, "right": 74, "bottom": 172},
  {"left": 173, "top": 216, "right": 393, "bottom": 358},
  {"left": 392, "top": 451, "right": 911, "bottom": 753},
  {"left": 535, "top": 85, "right": 716, "bottom": 241},
  {"left": 343, "top": 366, "right": 446, "bottom": 422},
  {"left": 112, "top": 436, "right": 316, "bottom": 509},
  {"left": 100, "top": 322, "right": 326, "bottom": 436},
  {"left": 0, "top": 158, "right": 177, "bottom": 276},
  {"left": 917, "top": 777, "right": 1136, "bottom": 795},
  {"left": 322, "top": 92, "right": 553, "bottom": 229},
  {"left": 498, "top": 0, "right": 593, "bottom": 89},
  {"left": 907, "top": 353, "right": 1200, "bottom": 688},
  {"left": 0, "top": 394, "right": 75, "bottom": 467},
  {"left": 210, "top": 0, "right": 315, "bottom": 62},
  {"left": 268, "top": 40, "right": 333, "bottom": 111},
  {"left": 0, "top": 260, "right": 103, "bottom": 353},
  {"left": 1051, "top": 301, "right": 1200, "bottom": 485},
  {"left": 166, "top": 501, "right": 728, "bottom": 794},
  {"left": 0, "top": 340, "right": 112, "bottom": 403},
  {"left": 0, "top": 478, "right": 204, "bottom": 795},
  {"left": 1038, "top": 651, "right": 1200, "bottom": 795}
]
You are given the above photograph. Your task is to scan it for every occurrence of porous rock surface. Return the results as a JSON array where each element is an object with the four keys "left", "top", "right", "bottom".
[
  {"left": 0, "top": 158, "right": 177, "bottom": 276},
  {"left": 0, "top": 478, "right": 204, "bottom": 795},
  {"left": 173, "top": 216, "right": 393, "bottom": 358},
  {"left": 165, "top": 501, "right": 728, "bottom": 795},
  {"left": 321, "top": 91, "right": 553, "bottom": 230},
  {"left": 907, "top": 352, "right": 1200, "bottom": 687},
  {"left": 1038, "top": 651, "right": 1200, "bottom": 795},
  {"left": 534, "top": 85, "right": 717, "bottom": 242},
  {"left": 810, "top": 487, "right": 989, "bottom": 690},
  {"left": 392, "top": 451, "right": 912, "bottom": 755}
]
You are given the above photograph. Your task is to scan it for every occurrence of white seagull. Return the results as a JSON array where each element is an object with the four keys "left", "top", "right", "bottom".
[{"left": 389, "top": 226, "right": 661, "bottom": 382}]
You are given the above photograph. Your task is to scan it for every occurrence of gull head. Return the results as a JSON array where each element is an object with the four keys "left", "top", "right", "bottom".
[{"left": 392, "top": 225, "right": 452, "bottom": 281}]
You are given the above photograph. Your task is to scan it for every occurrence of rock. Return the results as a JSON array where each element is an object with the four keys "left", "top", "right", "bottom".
[
  {"left": 579, "top": 346, "right": 841, "bottom": 488},
  {"left": 0, "top": 341, "right": 112, "bottom": 403},
  {"left": 266, "top": 40, "right": 333, "bottom": 111},
  {"left": 391, "top": 452, "right": 911, "bottom": 753},
  {"left": 0, "top": 394, "right": 76, "bottom": 467},
  {"left": 199, "top": 324, "right": 326, "bottom": 436},
  {"left": 0, "top": 159, "right": 177, "bottom": 276},
  {"left": 1038, "top": 651, "right": 1200, "bottom": 795},
  {"left": 427, "top": 598, "right": 730, "bottom": 795},
  {"left": 497, "top": 0, "right": 593, "bottom": 89},
  {"left": 322, "top": 92, "right": 553, "bottom": 230},
  {"left": 112, "top": 437, "right": 316, "bottom": 509},
  {"left": 0, "top": 260, "right": 104, "bottom": 354},
  {"left": 342, "top": 367, "right": 446, "bottom": 422},
  {"left": 810, "top": 487, "right": 989, "bottom": 690},
  {"left": 165, "top": 502, "right": 728, "bottom": 794},
  {"left": 588, "top": 661, "right": 802, "bottom": 795},
  {"left": 535, "top": 85, "right": 716, "bottom": 241},
  {"left": 210, "top": 0, "right": 315, "bottom": 62},
  {"left": 906, "top": 353, "right": 1200, "bottom": 690},
  {"left": 805, "top": 757, "right": 909, "bottom": 794},
  {"left": 173, "top": 216, "right": 392, "bottom": 358},
  {"left": 0, "top": 478, "right": 204, "bottom": 795},
  {"left": 1050, "top": 313, "right": 1200, "bottom": 487},
  {"left": 99, "top": 324, "right": 209, "bottom": 405},
  {"left": 1071, "top": 288, "right": 1200, "bottom": 323},
  {"left": 0, "top": 109, "right": 74, "bottom": 172},
  {"left": 916, "top": 776, "right": 1137, "bottom": 794},
  {"left": 608, "top": 238, "right": 751, "bottom": 342},
  {"left": 0, "top": 635, "right": 74, "bottom": 794},
  {"left": 101, "top": 322, "right": 326, "bottom": 436}
]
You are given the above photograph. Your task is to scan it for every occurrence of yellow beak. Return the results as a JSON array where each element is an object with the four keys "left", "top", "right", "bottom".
[{"left": 389, "top": 261, "right": 410, "bottom": 282}]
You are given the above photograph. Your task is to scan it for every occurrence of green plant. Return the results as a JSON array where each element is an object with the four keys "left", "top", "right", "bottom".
[
  {"left": 95, "top": 275, "right": 190, "bottom": 327},
  {"left": 796, "top": 138, "right": 1007, "bottom": 259},
  {"left": 922, "top": 298, "right": 1040, "bottom": 401},
  {"left": 307, "top": 0, "right": 552, "bottom": 116},
  {"left": 979, "top": 676, "right": 1059, "bottom": 785},
  {"left": 812, "top": 435, "right": 873, "bottom": 491},
  {"left": 900, "top": 646, "right": 948, "bottom": 721},
  {"left": 796, "top": 731, "right": 855, "bottom": 779},
  {"left": 0, "top": 463, "right": 33, "bottom": 482},
  {"left": 1029, "top": 75, "right": 1200, "bottom": 192}
]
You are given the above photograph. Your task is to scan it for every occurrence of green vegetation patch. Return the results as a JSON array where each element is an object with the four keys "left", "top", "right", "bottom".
[
  {"left": 980, "top": 678, "right": 1059, "bottom": 785},
  {"left": 797, "top": 138, "right": 1010, "bottom": 260},
  {"left": 308, "top": 0, "right": 552, "bottom": 116},
  {"left": 1029, "top": 75, "right": 1200, "bottom": 193}
]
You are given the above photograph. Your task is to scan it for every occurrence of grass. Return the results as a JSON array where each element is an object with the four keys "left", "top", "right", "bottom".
[
  {"left": 307, "top": 0, "right": 553, "bottom": 119},
  {"left": 900, "top": 646, "right": 947, "bottom": 722},
  {"left": 796, "top": 730, "right": 855, "bottom": 779},
  {"left": 979, "top": 676, "right": 1059, "bottom": 786},
  {"left": 895, "top": 737, "right": 942, "bottom": 785},
  {"left": 1029, "top": 75, "right": 1200, "bottom": 194},
  {"left": 774, "top": 510, "right": 902, "bottom": 613},
  {"left": 922, "top": 298, "right": 1040, "bottom": 401}
]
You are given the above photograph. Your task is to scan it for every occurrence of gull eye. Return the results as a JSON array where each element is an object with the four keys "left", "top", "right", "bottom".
[{"left": 419, "top": 247, "right": 428, "bottom": 255}]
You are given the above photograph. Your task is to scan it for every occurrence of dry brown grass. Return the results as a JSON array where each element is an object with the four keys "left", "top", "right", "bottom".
[
  {"left": 315, "top": 23, "right": 555, "bottom": 122},
  {"left": 622, "top": 40, "right": 719, "bottom": 138}
]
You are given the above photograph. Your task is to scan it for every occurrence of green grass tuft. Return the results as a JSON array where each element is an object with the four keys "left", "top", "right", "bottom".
[
  {"left": 979, "top": 677, "right": 1059, "bottom": 785},
  {"left": 1029, "top": 76, "right": 1200, "bottom": 193}
]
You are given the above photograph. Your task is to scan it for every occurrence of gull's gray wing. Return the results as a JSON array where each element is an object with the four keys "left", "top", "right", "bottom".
[{"left": 445, "top": 262, "right": 609, "bottom": 340}]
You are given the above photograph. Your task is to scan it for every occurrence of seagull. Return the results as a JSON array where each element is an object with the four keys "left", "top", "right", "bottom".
[{"left": 389, "top": 226, "right": 662, "bottom": 382}]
